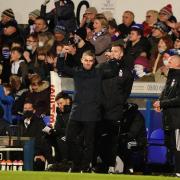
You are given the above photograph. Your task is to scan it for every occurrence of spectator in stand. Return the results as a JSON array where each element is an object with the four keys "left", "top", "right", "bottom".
[
  {"left": 34, "top": 17, "right": 49, "bottom": 34},
  {"left": 90, "top": 13, "right": 111, "bottom": 64},
  {"left": 24, "top": 9, "right": 40, "bottom": 36},
  {"left": 10, "top": 47, "right": 28, "bottom": 86},
  {"left": 23, "top": 33, "right": 38, "bottom": 75},
  {"left": 159, "top": 4, "right": 174, "bottom": 23},
  {"left": 142, "top": 10, "right": 158, "bottom": 37},
  {"left": 148, "top": 21, "right": 169, "bottom": 57},
  {"left": 54, "top": 25, "right": 68, "bottom": 44},
  {"left": 108, "top": 18, "right": 121, "bottom": 42},
  {"left": 79, "top": 7, "right": 97, "bottom": 29},
  {"left": 40, "top": 0, "right": 77, "bottom": 33},
  {"left": 0, "top": 8, "right": 16, "bottom": 37},
  {"left": 24, "top": 74, "right": 50, "bottom": 118},
  {"left": 1, "top": 19, "right": 24, "bottom": 47},
  {"left": 0, "top": 84, "right": 14, "bottom": 124},
  {"left": 19, "top": 100, "right": 53, "bottom": 171},
  {"left": 123, "top": 24, "right": 150, "bottom": 70},
  {"left": 118, "top": 11, "right": 135, "bottom": 40}
]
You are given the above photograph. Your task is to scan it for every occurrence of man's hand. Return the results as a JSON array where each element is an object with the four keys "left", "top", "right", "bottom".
[
  {"left": 153, "top": 100, "right": 161, "bottom": 112},
  {"left": 43, "top": 0, "right": 50, "bottom": 6}
]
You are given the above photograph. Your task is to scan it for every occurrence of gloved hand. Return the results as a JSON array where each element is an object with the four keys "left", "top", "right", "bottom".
[
  {"left": 43, "top": 0, "right": 50, "bottom": 6},
  {"left": 42, "top": 126, "right": 52, "bottom": 134}
]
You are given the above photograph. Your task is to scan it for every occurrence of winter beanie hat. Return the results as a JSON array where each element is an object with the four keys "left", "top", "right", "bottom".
[
  {"left": 2, "top": 8, "right": 15, "bottom": 19},
  {"left": 29, "top": 9, "right": 40, "bottom": 19},
  {"left": 160, "top": 4, "right": 173, "bottom": 17}
]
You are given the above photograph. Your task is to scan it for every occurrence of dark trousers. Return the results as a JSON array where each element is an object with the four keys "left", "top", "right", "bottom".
[{"left": 66, "top": 120, "right": 96, "bottom": 170}]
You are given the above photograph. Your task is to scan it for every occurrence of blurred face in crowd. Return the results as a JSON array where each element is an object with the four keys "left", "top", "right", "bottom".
[
  {"left": 11, "top": 50, "right": 21, "bottom": 61},
  {"left": 35, "top": 19, "right": 47, "bottom": 32},
  {"left": 85, "top": 12, "right": 96, "bottom": 22},
  {"left": 111, "top": 46, "right": 124, "bottom": 60},
  {"left": 3, "top": 26, "right": 16, "bottom": 36},
  {"left": 23, "top": 103, "right": 35, "bottom": 113},
  {"left": 93, "top": 19, "right": 103, "bottom": 33},
  {"left": 26, "top": 36, "right": 38, "bottom": 50},
  {"left": 54, "top": 32, "right": 65, "bottom": 42},
  {"left": 174, "top": 39, "right": 180, "bottom": 49},
  {"left": 56, "top": 98, "right": 66, "bottom": 112},
  {"left": 122, "top": 11, "right": 134, "bottom": 26},
  {"left": 152, "top": 28, "right": 164, "bottom": 38},
  {"left": 158, "top": 39, "right": 168, "bottom": 52},
  {"left": 81, "top": 54, "right": 94, "bottom": 70},
  {"left": 1, "top": 14, "right": 11, "bottom": 24},
  {"left": 167, "top": 55, "right": 180, "bottom": 69},
  {"left": 145, "top": 10, "right": 158, "bottom": 26},
  {"left": 159, "top": 12, "right": 169, "bottom": 22},
  {"left": 129, "top": 30, "right": 141, "bottom": 43},
  {"left": 31, "top": 81, "right": 40, "bottom": 91}
]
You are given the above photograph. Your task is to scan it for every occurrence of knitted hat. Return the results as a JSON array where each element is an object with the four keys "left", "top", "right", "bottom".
[
  {"left": 166, "top": 49, "right": 180, "bottom": 56},
  {"left": 54, "top": 25, "right": 66, "bottom": 36},
  {"left": 134, "top": 56, "right": 149, "bottom": 69},
  {"left": 29, "top": 9, "right": 40, "bottom": 19},
  {"left": 2, "top": 8, "right": 15, "bottom": 19},
  {"left": 160, "top": 4, "right": 173, "bottom": 17},
  {"left": 74, "top": 27, "right": 87, "bottom": 40},
  {"left": 85, "top": 7, "right": 97, "bottom": 14},
  {"left": 153, "top": 21, "right": 169, "bottom": 33}
]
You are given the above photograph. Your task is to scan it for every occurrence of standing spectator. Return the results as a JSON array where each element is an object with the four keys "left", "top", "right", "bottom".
[
  {"left": 153, "top": 51, "right": 180, "bottom": 177},
  {"left": 24, "top": 9, "right": 40, "bottom": 36},
  {"left": 40, "top": 0, "right": 77, "bottom": 33},
  {"left": 90, "top": 13, "right": 111, "bottom": 64}
]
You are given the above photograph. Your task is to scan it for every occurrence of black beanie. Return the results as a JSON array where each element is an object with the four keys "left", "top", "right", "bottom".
[{"left": 75, "top": 27, "right": 87, "bottom": 40}]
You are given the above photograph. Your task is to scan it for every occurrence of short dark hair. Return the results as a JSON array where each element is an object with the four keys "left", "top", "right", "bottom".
[
  {"left": 11, "top": 47, "right": 23, "bottom": 55},
  {"left": 24, "top": 99, "right": 36, "bottom": 109},
  {"left": 55, "top": 91, "right": 72, "bottom": 103}
]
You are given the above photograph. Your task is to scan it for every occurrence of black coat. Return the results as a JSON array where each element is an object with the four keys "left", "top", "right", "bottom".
[
  {"left": 57, "top": 57, "right": 116, "bottom": 122},
  {"left": 160, "top": 69, "right": 180, "bottom": 130},
  {"left": 99, "top": 60, "right": 134, "bottom": 121},
  {"left": 19, "top": 114, "right": 46, "bottom": 156}
]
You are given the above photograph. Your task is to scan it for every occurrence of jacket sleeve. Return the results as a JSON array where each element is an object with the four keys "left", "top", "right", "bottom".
[
  {"left": 54, "top": 1, "right": 74, "bottom": 20},
  {"left": 40, "top": 4, "right": 54, "bottom": 20},
  {"left": 56, "top": 55, "right": 75, "bottom": 76}
]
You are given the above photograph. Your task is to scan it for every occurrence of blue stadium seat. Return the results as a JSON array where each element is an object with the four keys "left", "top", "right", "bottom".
[{"left": 148, "top": 128, "right": 164, "bottom": 145}]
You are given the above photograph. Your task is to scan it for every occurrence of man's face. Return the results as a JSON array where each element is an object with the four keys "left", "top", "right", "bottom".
[
  {"left": 56, "top": 98, "right": 66, "bottom": 112},
  {"left": 129, "top": 30, "right": 141, "bottom": 43},
  {"left": 35, "top": 19, "right": 46, "bottom": 32},
  {"left": 23, "top": 103, "right": 34, "bottom": 112},
  {"left": 54, "top": 32, "right": 65, "bottom": 42},
  {"left": 11, "top": 50, "right": 21, "bottom": 61},
  {"left": 81, "top": 55, "right": 94, "bottom": 70},
  {"left": 159, "top": 12, "right": 169, "bottom": 22},
  {"left": 3, "top": 26, "right": 16, "bottom": 36},
  {"left": 167, "top": 55, "right": 180, "bottom": 69},
  {"left": 111, "top": 46, "right": 123, "bottom": 60},
  {"left": 122, "top": 12, "right": 133, "bottom": 26}
]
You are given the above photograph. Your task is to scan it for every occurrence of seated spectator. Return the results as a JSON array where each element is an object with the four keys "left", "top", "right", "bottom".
[
  {"left": 0, "top": 83, "right": 14, "bottom": 123},
  {"left": 34, "top": 17, "right": 49, "bottom": 34},
  {"left": 19, "top": 100, "right": 53, "bottom": 170},
  {"left": 54, "top": 25, "right": 68, "bottom": 44},
  {"left": 174, "top": 38, "right": 180, "bottom": 49},
  {"left": 142, "top": 10, "right": 158, "bottom": 37}
]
